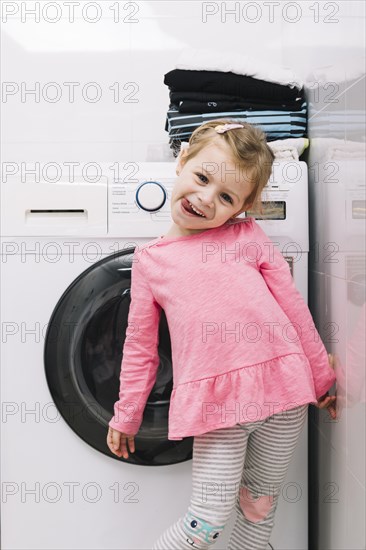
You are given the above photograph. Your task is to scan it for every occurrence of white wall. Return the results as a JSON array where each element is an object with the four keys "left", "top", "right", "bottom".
[{"left": 2, "top": 0, "right": 364, "bottom": 166}]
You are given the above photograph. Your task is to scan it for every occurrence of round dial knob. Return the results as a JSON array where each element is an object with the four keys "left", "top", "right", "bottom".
[{"left": 136, "top": 181, "right": 167, "bottom": 212}]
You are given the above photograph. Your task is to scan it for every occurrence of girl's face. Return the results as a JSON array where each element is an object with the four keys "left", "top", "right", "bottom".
[{"left": 170, "top": 142, "right": 254, "bottom": 237}]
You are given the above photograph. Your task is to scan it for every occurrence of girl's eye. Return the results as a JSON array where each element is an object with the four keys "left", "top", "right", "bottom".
[
  {"left": 221, "top": 193, "right": 233, "bottom": 204},
  {"left": 196, "top": 172, "right": 208, "bottom": 183}
]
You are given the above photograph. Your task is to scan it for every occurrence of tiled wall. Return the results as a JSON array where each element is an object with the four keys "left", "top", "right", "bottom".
[{"left": 2, "top": 1, "right": 364, "bottom": 166}]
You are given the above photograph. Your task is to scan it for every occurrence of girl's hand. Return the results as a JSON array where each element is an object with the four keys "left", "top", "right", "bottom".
[
  {"left": 314, "top": 354, "right": 337, "bottom": 419},
  {"left": 315, "top": 391, "right": 337, "bottom": 420},
  {"left": 107, "top": 426, "right": 135, "bottom": 459}
]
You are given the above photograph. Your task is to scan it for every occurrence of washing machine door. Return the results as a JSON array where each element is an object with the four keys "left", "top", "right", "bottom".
[{"left": 44, "top": 247, "right": 193, "bottom": 466}]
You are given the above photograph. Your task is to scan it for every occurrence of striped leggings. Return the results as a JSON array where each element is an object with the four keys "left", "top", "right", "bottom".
[{"left": 152, "top": 403, "right": 308, "bottom": 550}]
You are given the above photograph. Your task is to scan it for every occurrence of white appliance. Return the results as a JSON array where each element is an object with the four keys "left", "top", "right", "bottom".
[
  {"left": 308, "top": 157, "right": 365, "bottom": 549},
  {"left": 0, "top": 165, "right": 193, "bottom": 550},
  {"left": 1, "top": 161, "right": 309, "bottom": 550}
]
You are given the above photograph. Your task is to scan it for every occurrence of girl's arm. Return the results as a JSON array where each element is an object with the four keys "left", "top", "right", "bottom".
[
  {"left": 108, "top": 249, "right": 162, "bottom": 435},
  {"left": 251, "top": 218, "right": 336, "bottom": 400}
]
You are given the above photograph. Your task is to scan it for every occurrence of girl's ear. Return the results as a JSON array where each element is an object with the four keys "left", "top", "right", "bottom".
[{"left": 176, "top": 148, "right": 189, "bottom": 175}]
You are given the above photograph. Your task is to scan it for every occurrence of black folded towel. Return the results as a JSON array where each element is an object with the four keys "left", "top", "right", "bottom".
[
  {"left": 164, "top": 69, "right": 301, "bottom": 101},
  {"left": 169, "top": 91, "right": 305, "bottom": 110},
  {"left": 176, "top": 99, "right": 305, "bottom": 114}
]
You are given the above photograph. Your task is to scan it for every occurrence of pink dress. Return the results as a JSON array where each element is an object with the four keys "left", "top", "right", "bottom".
[{"left": 109, "top": 217, "right": 336, "bottom": 440}]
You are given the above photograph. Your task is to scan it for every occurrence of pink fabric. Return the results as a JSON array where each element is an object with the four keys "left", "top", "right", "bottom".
[
  {"left": 109, "top": 217, "right": 336, "bottom": 440},
  {"left": 239, "top": 487, "right": 274, "bottom": 522}
]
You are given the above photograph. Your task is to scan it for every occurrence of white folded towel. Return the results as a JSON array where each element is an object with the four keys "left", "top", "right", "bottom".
[
  {"left": 305, "top": 58, "right": 365, "bottom": 85},
  {"left": 325, "top": 141, "right": 366, "bottom": 161},
  {"left": 267, "top": 137, "right": 309, "bottom": 160},
  {"left": 175, "top": 48, "right": 303, "bottom": 90}
]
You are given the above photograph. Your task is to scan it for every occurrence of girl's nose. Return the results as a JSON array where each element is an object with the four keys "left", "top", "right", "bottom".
[{"left": 199, "top": 194, "right": 215, "bottom": 208}]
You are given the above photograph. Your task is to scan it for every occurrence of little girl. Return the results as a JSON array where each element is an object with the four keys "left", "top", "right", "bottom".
[{"left": 107, "top": 120, "right": 337, "bottom": 550}]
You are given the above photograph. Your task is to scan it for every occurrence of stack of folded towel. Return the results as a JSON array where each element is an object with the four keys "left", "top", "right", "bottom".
[{"left": 164, "top": 48, "right": 308, "bottom": 158}]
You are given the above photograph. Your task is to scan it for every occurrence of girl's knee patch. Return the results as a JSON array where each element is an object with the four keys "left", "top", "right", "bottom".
[{"left": 239, "top": 486, "right": 274, "bottom": 523}]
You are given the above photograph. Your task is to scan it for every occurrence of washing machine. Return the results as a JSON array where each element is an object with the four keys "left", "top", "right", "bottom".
[
  {"left": 1, "top": 161, "right": 309, "bottom": 550},
  {"left": 0, "top": 164, "right": 193, "bottom": 550}
]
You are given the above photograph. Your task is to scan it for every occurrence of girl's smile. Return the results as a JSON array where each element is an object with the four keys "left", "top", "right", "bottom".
[{"left": 181, "top": 197, "right": 207, "bottom": 218}]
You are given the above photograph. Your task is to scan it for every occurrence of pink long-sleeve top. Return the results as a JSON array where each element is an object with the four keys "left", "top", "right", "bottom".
[{"left": 109, "top": 216, "right": 336, "bottom": 440}]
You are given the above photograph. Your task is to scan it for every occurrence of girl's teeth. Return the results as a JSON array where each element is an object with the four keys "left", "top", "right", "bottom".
[{"left": 188, "top": 201, "right": 205, "bottom": 217}]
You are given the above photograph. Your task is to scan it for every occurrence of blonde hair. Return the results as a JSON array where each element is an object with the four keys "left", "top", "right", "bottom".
[{"left": 179, "top": 119, "right": 275, "bottom": 217}]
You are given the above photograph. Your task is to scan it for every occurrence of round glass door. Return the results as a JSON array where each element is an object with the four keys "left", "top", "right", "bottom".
[{"left": 44, "top": 247, "right": 193, "bottom": 465}]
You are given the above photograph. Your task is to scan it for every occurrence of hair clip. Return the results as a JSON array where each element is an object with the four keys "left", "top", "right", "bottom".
[{"left": 214, "top": 123, "right": 244, "bottom": 134}]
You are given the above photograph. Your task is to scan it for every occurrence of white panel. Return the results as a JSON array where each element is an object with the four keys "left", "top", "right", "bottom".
[{"left": 1, "top": 180, "right": 108, "bottom": 236}]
